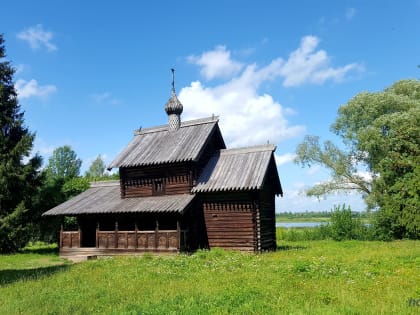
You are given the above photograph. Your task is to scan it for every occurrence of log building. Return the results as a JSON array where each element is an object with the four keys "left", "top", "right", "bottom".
[{"left": 43, "top": 75, "right": 283, "bottom": 257}]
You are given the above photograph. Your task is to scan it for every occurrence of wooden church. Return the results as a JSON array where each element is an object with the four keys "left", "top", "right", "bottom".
[{"left": 43, "top": 72, "right": 283, "bottom": 257}]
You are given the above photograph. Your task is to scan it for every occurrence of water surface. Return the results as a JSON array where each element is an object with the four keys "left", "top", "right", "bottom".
[{"left": 276, "top": 222, "right": 328, "bottom": 228}]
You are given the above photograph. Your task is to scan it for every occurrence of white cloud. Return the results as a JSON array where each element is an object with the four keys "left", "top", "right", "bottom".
[
  {"left": 181, "top": 36, "right": 363, "bottom": 148},
  {"left": 17, "top": 24, "right": 57, "bottom": 52},
  {"left": 188, "top": 45, "right": 243, "bottom": 80},
  {"left": 91, "top": 92, "right": 122, "bottom": 105},
  {"left": 180, "top": 77, "right": 305, "bottom": 147},
  {"left": 181, "top": 55, "right": 304, "bottom": 148},
  {"left": 275, "top": 153, "right": 296, "bottom": 166},
  {"left": 15, "top": 79, "right": 57, "bottom": 99},
  {"left": 187, "top": 36, "right": 364, "bottom": 90},
  {"left": 346, "top": 8, "right": 357, "bottom": 20},
  {"left": 280, "top": 36, "right": 364, "bottom": 87}
]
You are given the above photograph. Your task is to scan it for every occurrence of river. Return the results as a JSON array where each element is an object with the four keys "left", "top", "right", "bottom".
[{"left": 276, "top": 222, "right": 328, "bottom": 228}]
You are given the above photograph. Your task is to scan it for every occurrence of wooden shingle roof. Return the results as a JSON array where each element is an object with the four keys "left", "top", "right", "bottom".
[
  {"left": 42, "top": 181, "right": 195, "bottom": 216},
  {"left": 108, "top": 116, "right": 223, "bottom": 168},
  {"left": 192, "top": 144, "right": 282, "bottom": 195}
]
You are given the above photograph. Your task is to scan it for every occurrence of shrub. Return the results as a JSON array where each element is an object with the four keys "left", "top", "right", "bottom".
[{"left": 330, "top": 204, "right": 370, "bottom": 241}]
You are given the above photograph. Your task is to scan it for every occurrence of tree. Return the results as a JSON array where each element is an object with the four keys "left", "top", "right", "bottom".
[
  {"left": 0, "top": 34, "right": 43, "bottom": 252},
  {"left": 295, "top": 79, "right": 420, "bottom": 239},
  {"left": 46, "top": 145, "right": 81, "bottom": 180},
  {"left": 85, "top": 155, "right": 106, "bottom": 179},
  {"left": 295, "top": 135, "right": 371, "bottom": 198},
  {"left": 62, "top": 177, "right": 90, "bottom": 198},
  {"left": 37, "top": 146, "right": 86, "bottom": 242}
]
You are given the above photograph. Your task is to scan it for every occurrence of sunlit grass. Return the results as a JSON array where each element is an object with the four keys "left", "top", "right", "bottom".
[{"left": 0, "top": 240, "right": 419, "bottom": 314}]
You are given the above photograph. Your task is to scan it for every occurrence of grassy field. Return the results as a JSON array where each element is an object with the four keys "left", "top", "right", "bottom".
[{"left": 0, "top": 238, "right": 419, "bottom": 314}]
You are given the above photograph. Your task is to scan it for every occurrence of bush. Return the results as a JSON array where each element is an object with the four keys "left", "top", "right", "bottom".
[
  {"left": 277, "top": 205, "right": 376, "bottom": 242},
  {"left": 277, "top": 225, "right": 331, "bottom": 242},
  {"left": 330, "top": 204, "right": 373, "bottom": 241}
]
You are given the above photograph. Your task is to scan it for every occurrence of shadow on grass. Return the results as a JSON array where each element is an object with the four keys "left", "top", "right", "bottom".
[
  {"left": 19, "top": 247, "right": 59, "bottom": 254},
  {"left": 0, "top": 264, "right": 69, "bottom": 286},
  {"left": 276, "top": 245, "right": 307, "bottom": 251}
]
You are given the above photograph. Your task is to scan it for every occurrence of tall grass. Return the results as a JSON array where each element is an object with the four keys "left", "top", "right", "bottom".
[{"left": 1, "top": 241, "right": 419, "bottom": 314}]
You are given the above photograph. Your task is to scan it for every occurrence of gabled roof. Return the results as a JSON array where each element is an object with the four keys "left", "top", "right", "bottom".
[
  {"left": 108, "top": 116, "right": 224, "bottom": 168},
  {"left": 192, "top": 144, "right": 282, "bottom": 195},
  {"left": 42, "top": 181, "right": 195, "bottom": 216}
]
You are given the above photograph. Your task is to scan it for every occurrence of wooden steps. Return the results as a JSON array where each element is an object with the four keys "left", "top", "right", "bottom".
[{"left": 60, "top": 247, "right": 178, "bottom": 263}]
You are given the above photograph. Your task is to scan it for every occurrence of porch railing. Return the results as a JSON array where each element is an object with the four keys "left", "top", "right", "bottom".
[
  {"left": 60, "top": 229, "right": 188, "bottom": 251},
  {"left": 60, "top": 231, "right": 80, "bottom": 248}
]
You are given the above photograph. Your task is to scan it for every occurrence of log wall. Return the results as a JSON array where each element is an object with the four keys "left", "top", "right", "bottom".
[
  {"left": 257, "top": 187, "right": 276, "bottom": 250},
  {"left": 203, "top": 200, "right": 256, "bottom": 251},
  {"left": 120, "top": 164, "right": 193, "bottom": 198}
]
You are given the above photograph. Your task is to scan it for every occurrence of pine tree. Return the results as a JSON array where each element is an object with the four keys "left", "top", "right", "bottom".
[{"left": 0, "top": 34, "right": 42, "bottom": 252}]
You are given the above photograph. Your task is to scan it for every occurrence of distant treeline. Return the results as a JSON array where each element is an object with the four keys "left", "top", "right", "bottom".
[{"left": 276, "top": 211, "right": 371, "bottom": 220}]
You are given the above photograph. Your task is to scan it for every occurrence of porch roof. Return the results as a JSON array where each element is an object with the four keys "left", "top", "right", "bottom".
[{"left": 42, "top": 182, "right": 195, "bottom": 216}]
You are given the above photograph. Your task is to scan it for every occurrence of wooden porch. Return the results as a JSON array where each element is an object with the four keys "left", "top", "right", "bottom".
[{"left": 60, "top": 226, "right": 188, "bottom": 260}]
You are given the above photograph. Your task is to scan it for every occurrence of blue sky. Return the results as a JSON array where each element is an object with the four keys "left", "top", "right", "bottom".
[{"left": 2, "top": 1, "right": 419, "bottom": 212}]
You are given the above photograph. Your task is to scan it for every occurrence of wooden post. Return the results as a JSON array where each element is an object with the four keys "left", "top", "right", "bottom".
[
  {"left": 60, "top": 224, "right": 63, "bottom": 249},
  {"left": 254, "top": 201, "right": 261, "bottom": 252},
  {"left": 134, "top": 221, "right": 138, "bottom": 249},
  {"left": 155, "top": 219, "right": 159, "bottom": 251},
  {"left": 78, "top": 224, "right": 81, "bottom": 248},
  {"left": 177, "top": 220, "right": 181, "bottom": 251},
  {"left": 96, "top": 222, "right": 99, "bottom": 248},
  {"left": 115, "top": 221, "right": 119, "bottom": 249}
]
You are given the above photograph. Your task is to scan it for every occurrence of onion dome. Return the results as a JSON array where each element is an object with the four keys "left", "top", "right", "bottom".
[
  {"left": 165, "top": 91, "right": 183, "bottom": 115},
  {"left": 165, "top": 69, "right": 183, "bottom": 131}
]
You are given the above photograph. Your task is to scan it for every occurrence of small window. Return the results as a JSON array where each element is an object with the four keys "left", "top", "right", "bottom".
[{"left": 153, "top": 179, "right": 165, "bottom": 195}]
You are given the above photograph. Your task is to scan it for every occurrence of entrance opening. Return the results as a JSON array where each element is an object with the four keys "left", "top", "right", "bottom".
[{"left": 80, "top": 220, "right": 96, "bottom": 247}]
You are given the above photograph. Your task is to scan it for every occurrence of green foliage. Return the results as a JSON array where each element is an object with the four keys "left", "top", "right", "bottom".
[
  {"left": 0, "top": 34, "right": 43, "bottom": 253},
  {"left": 277, "top": 226, "right": 331, "bottom": 242},
  {"left": 35, "top": 146, "right": 89, "bottom": 242},
  {"left": 63, "top": 216, "right": 78, "bottom": 230},
  {"left": 21, "top": 241, "right": 58, "bottom": 253},
  {"left": 62, "top": 177, "right": 90, "bottom": 198},
  {"left": 295, "top": 136, "right": 371, "bottom": 198},
  {"left": 85, "top": 155, "right": 106, "bottom": 179},
  {"left": 295, "top": 79, "right": 420, "bottom": 239},
  {"left": 329, "top": 204, "right": 364, "bottom": 241},
  {"left": 0, "top": 241, "right": 418, "bottom": 314},
  {"left": 332, "top": 80, "right": 420, "bottom": 239},
  {"left": 0, "top": 203, "right": 30, "bottom": 252},
  {"left": 36, "top": 146, "right": 88, "bottom": 242},
  {"left": 277, "top": 206, "right": 374, "bottom": 242},
  {"left": 46, "top": 145, "right": 81, "bottom": 180}
]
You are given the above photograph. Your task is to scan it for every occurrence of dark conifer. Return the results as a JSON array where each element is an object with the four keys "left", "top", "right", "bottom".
[{"left": 0, "top": 34, "right": 42, "bottom": 252}]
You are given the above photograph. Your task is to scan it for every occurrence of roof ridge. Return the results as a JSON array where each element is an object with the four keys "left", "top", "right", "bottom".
[
  {"left": 219, "top": 144, "right": 276, "bottom": 155},
  {"left": 134, "top": 116, "right": 219, "bottom": 135},
  {"left": 90, "top": 180, "right": 120, "bottom": 187}
]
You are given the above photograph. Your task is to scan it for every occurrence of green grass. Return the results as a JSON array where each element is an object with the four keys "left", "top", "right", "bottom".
[{"left": 0, "top": 240, "right": 419, "bottom": 314}]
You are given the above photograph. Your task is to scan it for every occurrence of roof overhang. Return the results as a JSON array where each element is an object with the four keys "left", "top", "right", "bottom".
[{"left": 42, "top": 183, "right": 195, "bottom": 216}]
